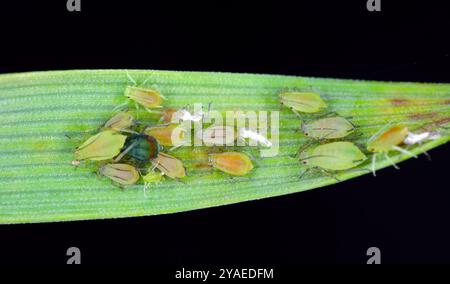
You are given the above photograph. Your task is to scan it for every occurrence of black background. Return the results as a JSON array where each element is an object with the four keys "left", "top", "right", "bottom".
[{"left": 0, "top": 0, "right": 450, "bottom": 267}]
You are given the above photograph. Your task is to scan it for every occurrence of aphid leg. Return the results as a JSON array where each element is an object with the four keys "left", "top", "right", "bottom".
[
  {"left": 423, "top": 150, "right": 432, "bottom": 161},
  {"left": 295, "top": 139, "right": 316, "bottom": 158},
  {"left": 118, "top": 129, "right": 139, "bottom": 135},
  {"left": 319, "top": 168, "right": 340, "bottom": 182},
  {"left": 392, "top": 145, "right": 418, "bottom": 159},
  {"left": 371, "top": 154, "right": 377, "bottom": 177},
  {"left": 205, "top": 102, "right": 212, "bottom": 119},
  {"left": 298, "top": 168, "right": 311, "bottom": 180},
  {"left": 134, "top": 102, "right": 140, "bottom": 119},
  {"left": 169, "top": 142, "right": 186, "bottom": 152},
  {"left": 384, "top": 152, "right": 400, "bottom": 170},
  {"left": 114, "top": 141, "right": 138, "bottom": 162},
  {"left": 317, "top": 111, "right": 339, "bottom": 118}
]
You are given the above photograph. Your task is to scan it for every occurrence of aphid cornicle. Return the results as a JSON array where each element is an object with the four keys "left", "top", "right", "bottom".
[
  {"left": 100, "top": 163, "right": 140, "bottom": 186},
  {"left": 153, "top": 152, "right": 186, "bottom": 179},
  {"left": 301, "top": 117, "right": 355, "bottom": 140},
  {"left": 117, "top": 133, "right": 161, "bottom": 163},
  {"left": 74, "top": 130, "right": 127, "bottom": 161},
  {"left": 279, "top": 91, "right": 327, "bottom": 116},
  {"left": 144, "top": 124, "right": 186, "bottom": 147},
  {"left": 367, "top": 124, "right": 417, "bottom": 176},
  {"left": 208, "top": 152, "right": 254, "bottom": 176},
  {"left": 299, "top": 141, "right": 367, "bottom": 171}
]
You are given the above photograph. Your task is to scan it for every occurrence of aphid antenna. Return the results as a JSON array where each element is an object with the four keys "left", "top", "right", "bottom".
[
  {"left": 392, "top": 145, "right": 418, "bottom": 158},
  {"left": 125, "top": 69, "right": 137, "bottom": 86},
  {"left": 367, "top": 121, "right": 396, "bottom": 143},
  {"left": 315, "top": 111, "right": 340, "bottom": 119},
  {"left": 290, "top": 107, "right": 303, "bottom": 119},
  {"left": 296, "top": 139, "right": 317, "bottom": 156},
  {"left": 112, "top": 101, "right": 130, "bottom": 112},
  {"left": 114, "top": 141, "right": 138, "bottom": 163},
  {"left": 298, "top": 154, "right": 335, "bottom": 162}
]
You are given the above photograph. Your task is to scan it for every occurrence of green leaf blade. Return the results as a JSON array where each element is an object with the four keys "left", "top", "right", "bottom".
[{"left": 0, "top": 70, "right": 449, "bottom": 224}]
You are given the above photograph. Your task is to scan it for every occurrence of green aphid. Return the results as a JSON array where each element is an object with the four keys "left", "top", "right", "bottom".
[
  {"left": 74, "top": 130, "right": 127, "bottom": 162},
  {"left": 299, "top": 142, "right": 367, "bottom": 175},
  {"left": 124, "top": 86, "right": 165, "bottom": 110},
  {"left": 142, "top": 170, "right": 164, "bottom": 184},
  {"left": 367, "top": 124, "right": 417, "bottom": 176},
  {"left": 279, "top": 91, "right": 327, "bottom": 116},
  {"left": 301, "top": 117, "right": 355, "bottom": 140}
]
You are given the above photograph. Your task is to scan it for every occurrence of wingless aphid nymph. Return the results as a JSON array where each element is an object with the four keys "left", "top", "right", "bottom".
[
  {"left": 74, "top": 130, "right": 127, "bottom": 162},
  {"left": 299, "top": 141, "right": 367, "bottom": 180},
  {"left": 279, "top": 91, "right": 327, "bottom": 117},
  {"left": 208, "top": 152, "right": 254, "bottom": 176},
  {"left": 301, "top": 116, "right": 355, "bottom": 140},
  {"left": 99, "top": 163, "right": 140, "bottom": 187},
  {"left": 152, "top": 152, "right": 186, "bottom": 179},
  {"left": 367, "top": 124, "right": 418, "bottom": 176}
]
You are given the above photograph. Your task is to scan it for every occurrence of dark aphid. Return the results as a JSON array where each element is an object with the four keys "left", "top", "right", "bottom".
[
  {"left": 301, "top": 117, "right": 355, "bottom": 140},
  {"left": 117, "top": 134, "right": 161, "bottom": 163}
]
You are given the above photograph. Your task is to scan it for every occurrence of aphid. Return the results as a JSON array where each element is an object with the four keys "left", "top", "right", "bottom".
[
  {"left": 160, "top": 107, "right": 179, "bottom": 123},
  {"left": 208, "top": 152, "right": 254, "bottom": 176},
  {"left": 198, "top": 125, "right": 236, "bottom": 146},
  {"left": 103, "top": 111, "right": 135, "bottom": 131},
  {"left": 99, "top": 163, "right": 140, "bottom": 187},
  {"left": 142, "top": 170, "right": 164, "bottom": 184},
  {"left": 299, "top": 141, "right": 367, "bottom": 172},
  {"left": 142, "top": 169, "right": 165, "bottom": 196},
  {"left": 74, "top": 130, "right": 127, "bottom": 162},
  {"left": 144, "top": 124, "right": 186, "bottom": 147},
  {"left": 237, "top": 128, "right": 272, "bottom": 147},
  {"left": 124, "top": 86, "right": 165, "bottom": 111},
  {"left": 367, "top": 124, "right": 417, "bottom": 176},
  {"left": 279, "top": 91, "right": 327, "bottom": 116},
  {"left": 152, "top": 152, "right": 186, "bottom": 179},
  {"left": 301, "top": 117, "right": 355, "bottom": 140},
  {"left": 115, "top": 134, "right": 161, "bottom": 163},
  {"left": 163, "top": 103, "right": 211, "bottom": 123}
]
